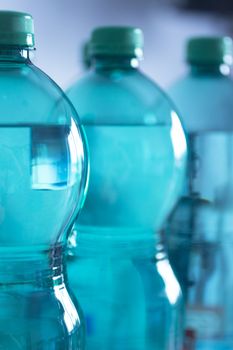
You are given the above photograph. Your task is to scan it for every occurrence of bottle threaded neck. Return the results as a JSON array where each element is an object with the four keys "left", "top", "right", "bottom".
[
  {"left": 0, "top": 47, "right": 31, "bottom": 62},
  {"left": 93, "top": 56, "right": 140, "bottom": 70},
  {"left": 189, "top": 62, "right": 231, "bottom": 76}
]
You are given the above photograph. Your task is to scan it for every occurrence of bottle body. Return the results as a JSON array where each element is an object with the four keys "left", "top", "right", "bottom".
[
  {"left": 0, "top": 48, "right": 88, "bottom": 348},
  {"left": 68, "top": 231, "right": 183, "bottom": 350},
  {"left": 166, "top": 66, "right": 233, "bottom": 348},
  {"left": 67, "top": 54, "right": 187, "bottom": 349}
]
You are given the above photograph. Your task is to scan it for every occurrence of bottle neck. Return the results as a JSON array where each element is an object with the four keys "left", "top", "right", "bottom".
[
  {"left": 189, "top": 62, "right": 231, "bottom": 77},
  {"left": 0, "top": 47, "right": 31, "bottom": 63},
  {"left": 0, "top": 244, "right": 66, "bottom": 287},
  {"left": 68, "top": 226, "right": 166, "bottom": 259},
  {"left": 92, "top": 55, "right": 140, "bottom": 71}
]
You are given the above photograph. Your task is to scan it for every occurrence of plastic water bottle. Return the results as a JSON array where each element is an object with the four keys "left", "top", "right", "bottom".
[
  {"left": 166, "top": 36, "right": 233, "bottom": 349},
  {"left": 67, "top": 26, "right": 187, "bottom": 349},
  {"left": 0, "top": 11, "right": 88, "bottom": 349}
]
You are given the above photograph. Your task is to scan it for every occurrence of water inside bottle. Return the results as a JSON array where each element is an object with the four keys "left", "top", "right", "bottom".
[
  {"left": 78, "top": 124, "right": 186, "bottom": 231},
  {"left": 0, "top": 123, "right": 84, "bottom": 246}
]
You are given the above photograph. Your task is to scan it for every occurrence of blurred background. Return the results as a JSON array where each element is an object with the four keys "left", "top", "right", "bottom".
[{"left": 1, "top": 0, "right": 233, "bottom": 89}]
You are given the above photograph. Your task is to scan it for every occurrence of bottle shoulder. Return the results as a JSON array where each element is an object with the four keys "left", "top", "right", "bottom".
[
  {"left": 0, "top": 62, "right": 78, "bottom": 125},
  {"left": 67, "top": 69, "right": 179, "bottom": 126},
  {"left": 169, "top": 74, "right": 233, "bottom": 132},
  {"left": 170, "top": 72, "right": 233, "bottom": 91}
]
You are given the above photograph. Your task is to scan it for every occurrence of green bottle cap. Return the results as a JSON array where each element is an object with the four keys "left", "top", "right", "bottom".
[
  {"left": 89, "top": 26, "right": 144, "bottom": 58},
  {"left": 0, "top": 11, "right": 34, "bottom": 48},
  {"left": 186, "top": 36, "right": 233, "bottom": 65}
]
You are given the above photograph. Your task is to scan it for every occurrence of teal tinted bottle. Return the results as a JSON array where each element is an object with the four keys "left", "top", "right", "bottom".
[
  {"left": 0, "top": 11, "right": 88, "bottom": 349},
  {"left": 67, "top": 27, "right": 187, "bottom": 349},
  {"left": 166, "top": 37, "right": 233, "bottom": 349}
]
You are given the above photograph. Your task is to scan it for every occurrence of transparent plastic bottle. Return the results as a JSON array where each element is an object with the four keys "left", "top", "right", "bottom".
[
  {"left": 67, "top": 26, "right": 187, "bottom": 349},
  {"left": 0, "top": 11, "right": 88, "bottom": 349},
  {"left": 166, "top": 37, "right": 233, "bottom": 349}
]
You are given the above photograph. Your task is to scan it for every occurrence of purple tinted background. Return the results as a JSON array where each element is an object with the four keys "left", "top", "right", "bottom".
[{"left": 0, "top": 1, "right": 231, "bottom": 88}]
